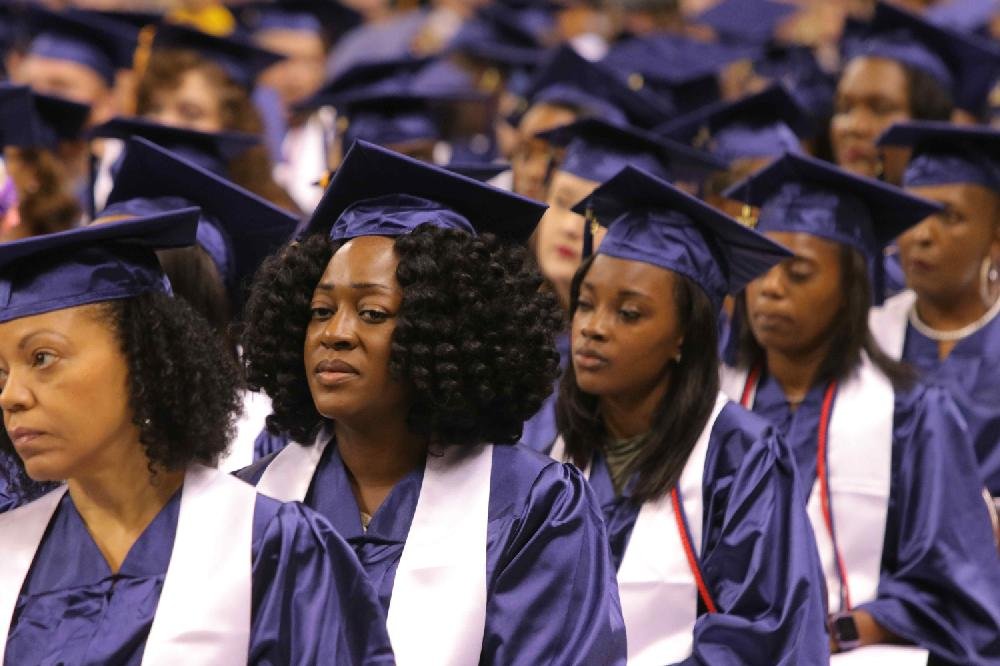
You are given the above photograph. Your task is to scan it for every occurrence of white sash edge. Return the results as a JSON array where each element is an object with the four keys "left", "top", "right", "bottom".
[
  {"left": 387, "top": 444, "right": 493, "bottom": 665},
  {"left": 0, "top": 485, "right": 68, "bottom": 663},
  {"left": 869, "top": 290, "right": 916, "bottom": 361},
  {"left": 142, "top": 465, "right": 256, "bottom": 665},
  {"left": 256, "top": 429, "right": 331, "bottom": 502},
  {"left": 617, "top": 392, "right": 727, "bottom": 665}
]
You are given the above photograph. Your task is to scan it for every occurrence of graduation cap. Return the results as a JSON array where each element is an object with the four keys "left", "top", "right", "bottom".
[
  {"left": 236, "top": 0, "right": 362, "bottom": 41},
  {"left": 151, "top": 22, "right": 285, "bottom": 88},
  {"left": 926, "top": 0, "right": 999, "bottom": 36},
  {"left": 693, "top": 0, "right": 799, "bottom": 45},
  {"left": 0, "top": 84, "right": 90, "bottom": 149},
  {"left": 846, "top": 1, "right": 1000, "bottom": 112},
  {"left": 751, "top": 44, "right": 835, "bottom": 123},
  {"left": 723, "top": 152, "right": 943, "bottom": 301},
  {"left": 538, "top": 117, "right": 726, "bottom": 184},
  {"left": 91, "top": 9, "right": 163, "bottom": 29},
  {"left": 877, "top": 120, "right": 1000, "bottom": 193},
  {"left": 339, "top": 101, "right": 441, "bottom": 151},
  {"left": 445, "top": 162, "right": 510, "bottom": 182},
  {"left": 601, "top": 35, "right": 754, "bottom": 116},
  {"left": 572, "top": 164, "right": 791, "bottom": 311},
  {"left": 525, "top": 46, "right": 675, "bottom": 129},
  {"left": 88, "top": 116, "right": 259, "bottom": 175},
  {"left": 0, "top": 208, "right": 200, "bottom": 324},
  {"left": 299, "top": 56, "right": 483, "bottom": 111},
  {"left": 26, "top": 7, "right": 139, "bottom": 86},
  {"left": 301, "top": 140, "right": 546, "bottom": 243},
  {"left": 448, "top": 2, "right": 553, "bottom": 69},
  {"left": 104, "top": 137, "right": 298, "bottom": 300},
  {"left": 656, "top": 85, "right": 811, "bottom": 164}
]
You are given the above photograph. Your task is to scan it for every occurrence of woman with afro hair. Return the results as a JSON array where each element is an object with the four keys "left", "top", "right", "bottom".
[
  {"left": 0, "top": 211, "right": 393, "bottom": 664},
  {"left": 238, "top": 141, "right": 627, "bottom": 665}
]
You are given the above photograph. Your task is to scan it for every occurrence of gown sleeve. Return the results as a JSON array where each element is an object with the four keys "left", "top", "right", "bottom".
[
  {"left": 482, "top": 458, "right": 627, "bottom": 665},
  {"left": 859, "top": 384, "right": 1000, "bottom": 664},
  {"left": 684, "top": 409, "right": 830, "bottom": 666},
  {"left": 248, "top": 498, "right": 395, "bottom": 665}
]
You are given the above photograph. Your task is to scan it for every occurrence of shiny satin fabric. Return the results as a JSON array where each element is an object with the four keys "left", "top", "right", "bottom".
[
  {"left": 240, "top": 441, "right": 628, "bottom": 664},
  {"left": 550, "top": 403, "right": 829, "bottom": 665},
  {"left": 747, "top": 371, "right": 1000, "bottom": 664},
  {"left": 330, "top": 193, "right": 475, "bottom": 241},
  {"left": 5, "top": 491, "right": 394, "bottom": 665},
  {"left": 905, "top": 151, "right": 1000, "bottom": 192},
  {"left": 902, "top": 312, "right": 1000, "bottom": 496}
]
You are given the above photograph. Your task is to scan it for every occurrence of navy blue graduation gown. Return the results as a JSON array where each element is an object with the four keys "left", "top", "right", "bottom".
[
  {"left": 750, "top": 372, "right": 1000, "bottom": 664},
  {"left": 549, "top": 403, "right": 829, "bottom": 665},
  {"left": 5, "top": 491, "right": 394, "bottom": 665},
  {"left": 519, "top": 332, "right": 569, "bottom": 452},
  {"left": 240, "top": 441, "right": 627, "bottom": 664},
  {"left": 900, "top": 314, "right": 1000, "bottom": 495}
]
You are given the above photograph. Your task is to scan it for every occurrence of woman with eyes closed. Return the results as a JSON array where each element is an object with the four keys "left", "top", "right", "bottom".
[
  {"left": 549, "top": 164, "right": 828, "bottom": 666},
  {"left": 722, "top": 153, "right": 1000, "bottom": 663},
  {"left": 0, "top": 212, "right": 393, "bottom": 664},
  {"left": 238, "top": 141, "right": 626, "bottom": 665}
]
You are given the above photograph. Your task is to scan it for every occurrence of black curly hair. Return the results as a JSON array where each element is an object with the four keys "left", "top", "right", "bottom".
[
  {"left": 0, "top": 291, "right": 243, "bottom": 495},
  {"left": 242, "top": 226, "right": 564, "bottom": 447}
]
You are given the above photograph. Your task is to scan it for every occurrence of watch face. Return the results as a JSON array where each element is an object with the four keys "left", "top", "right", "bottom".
[{"left": 833, "top": 614, "right": 860, "bottom": 643}]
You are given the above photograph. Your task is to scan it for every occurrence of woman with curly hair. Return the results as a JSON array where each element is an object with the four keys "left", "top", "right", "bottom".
[
  {"left": 549, "top": 165, "right": 828, "bottom": 664},
  {"left": 239, "top": 141, "right": 626, "bottom": 664},
  {"left": 0, "top": 212, "right": 393, "bottom": 663},
  {"left": 133, "top": 23, "right": 299, "bottom": 212},
  {"left": 723, "top": 153, "right": 1000, "bottom": 661}
]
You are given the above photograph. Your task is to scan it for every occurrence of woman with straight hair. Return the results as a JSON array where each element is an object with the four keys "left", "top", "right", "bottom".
[{"left": 550, "top": 164, "right": 828, "bottom": 665}]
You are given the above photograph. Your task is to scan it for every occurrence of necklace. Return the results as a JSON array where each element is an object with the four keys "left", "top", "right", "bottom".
[{"left": 908, "top": 295, "right": 1000, "bottom": 342}]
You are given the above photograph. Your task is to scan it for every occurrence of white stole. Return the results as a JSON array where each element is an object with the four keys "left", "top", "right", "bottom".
[
  {"left": 0, "top": 465, "right": 255, "bottom": 665},
  {"left": 720, "top": 356, "right": 894, "bottom": 611},
  {"left": 255, "top": 432, "right": 492, "bottom": 665},
  {"left": 868, "top": 290, "right": 916, "bottom": 361},
  {"left": 551, "top": 392, "right": 728, "bottom": 665}
]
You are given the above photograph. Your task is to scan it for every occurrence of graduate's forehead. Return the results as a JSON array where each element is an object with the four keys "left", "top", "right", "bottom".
[
  {"left": 318, "top": 236, "right": 401, "bottom": 292},
  {"left": 584, "top": 254, "right": 674, "bottom": 299},
  {"left": 0, "top": 304, "right": 105, "bottom": 351}
]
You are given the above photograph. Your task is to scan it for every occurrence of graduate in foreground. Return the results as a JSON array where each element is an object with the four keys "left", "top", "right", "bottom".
[
  {"left": 723, "top": 152, "right": 1000, "bottom": 663},
  {"left": 0, "top": 213, "right": 393, "bottom": 664},
  {"left": 547, "top": 165, "right": 828, "bottom": 665},
  {"left": 239, "top": 140, "right": 626, "bottom": 664}
]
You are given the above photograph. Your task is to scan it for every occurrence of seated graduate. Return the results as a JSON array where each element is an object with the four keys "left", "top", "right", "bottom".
[
  {"left": 548, "top": 165, "right": 828, "bottom": 665},
  {"left": 93, "top": 135, "right": 298, "bottom": 471},
  {"left": 0, "top": 84, "right": 89, "bottom": 242},
  {"left": 238, "top": 140, "right": 627, "bottom": 664},
  {"left": 722, "top": 153, "right": 1000, "bottom": 662},
  {"left": 134, "top": 22, "right": 298, "bottom": 212},
  {"left": 89, "top": 117, "right": 281, "bottom": 348},
  {"left": 0, "top": 213, "right": 393, "bottom": 664},
  {"left": 520, "top": 117, "right": 724, "bottom": 452},
  {"left": 872, "top": 122, "right": 1000, "bottom": 497}
]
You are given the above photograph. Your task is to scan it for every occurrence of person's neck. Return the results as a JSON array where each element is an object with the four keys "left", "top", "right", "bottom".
[
  {"left": 765, "top": 340, "right": 831, "bottom": 408},
  {"left": 599, "top": 376, "right": 670, "bottom": 441},
  {"left": 915, "top": 289, "right": 992, "bottom": 332},
  {"left": 68, "top": 444, "right": 184, "bottom": 573},
  {"left": 336, "top": 417, "right": 429, "bottom": 516}
]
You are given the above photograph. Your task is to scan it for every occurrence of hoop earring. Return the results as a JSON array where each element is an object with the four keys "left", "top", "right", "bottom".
[{"left": 980, "top": 256, "right": 999, "bottom": 307}]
